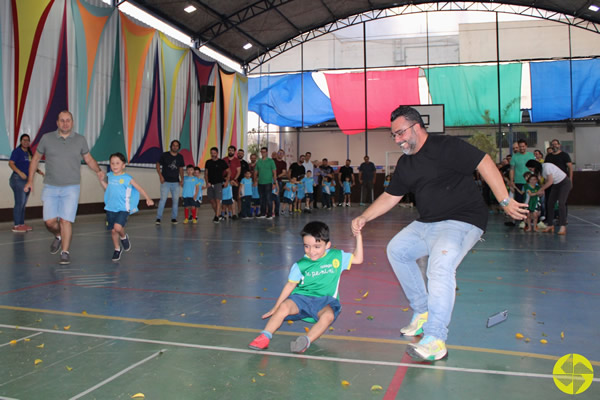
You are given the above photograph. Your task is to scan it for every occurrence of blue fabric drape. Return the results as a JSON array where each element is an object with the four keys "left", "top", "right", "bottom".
[
  {"left": 530, "top": 59, "right": 600, "bottom": 122},
  {"left": 249, "top": 73, "right": 334, "bottom": 127}
]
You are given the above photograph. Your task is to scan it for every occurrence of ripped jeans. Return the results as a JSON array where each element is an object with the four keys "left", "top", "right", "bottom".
[{"left": 387, "top": 220, "right": 483, "bottom": 341}]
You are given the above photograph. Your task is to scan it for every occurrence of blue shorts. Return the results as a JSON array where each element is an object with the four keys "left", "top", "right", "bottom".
[
  {"left": 183, "top": 197, "right": 196, "bottom": 207},
  {"left": 195, "top": 199, "right": 202, "bottom": 207},
  {"left": 305, "top": 193, "right": 313, "bottom": 201},
  {"left": 251, "top": 198, "right": 260, "bottom": 206},
  {"left": 284, "top": 294, "right": 341, "bottom": 323},
  {"left": 106, "top": 211, "right": 129, "bottom": 230},
  {"left": 222, "top": 199, "right": 233, "bottom": 205},
  {"left": 42, "top": 184, "right": 80, "bottom": 223},
  {"left": 282, "top": 198, "right": 293, "bottom": 204}
]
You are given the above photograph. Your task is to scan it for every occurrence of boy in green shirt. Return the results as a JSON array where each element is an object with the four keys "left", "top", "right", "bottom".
[{"left": 249, "top": 221, "right": 363, "bottom": 353}]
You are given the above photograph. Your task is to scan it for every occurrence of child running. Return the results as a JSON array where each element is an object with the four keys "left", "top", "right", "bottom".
[
  {"left": 99, "top": 153, "right": 154, "bottom": 262},
  {"left": 249, "top": 221, "right": 363, "bottom": 353}
]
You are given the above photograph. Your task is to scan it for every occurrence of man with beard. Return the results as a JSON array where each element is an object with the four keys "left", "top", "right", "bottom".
[
  {"left": 351, "top": 106, "right": 527, "bottom": 362},
  {"left": 205, "top": 147, "right": 230, "bottom": 223},
  {"left": 225, "top": 145, "right": 241, "bottom": 219},
  {"left": 337, "top": 159, "right": 354, "bottom": 206},
  {"left": 155, "top": 140, "right": 185, "bottom": 225}
]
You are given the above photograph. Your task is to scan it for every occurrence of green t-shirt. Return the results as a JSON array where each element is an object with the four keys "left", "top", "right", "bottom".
[
  {"left": 255, "top": 158, "right": 276, "bottom": 185},
  {"left": 510, "top": 152, "right": 535, "bottom": 184},
  {"left": 289, "top": 249, "right": 352, "bottom": 298}
]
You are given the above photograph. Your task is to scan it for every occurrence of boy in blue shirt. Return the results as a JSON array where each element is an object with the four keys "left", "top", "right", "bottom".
[
  {"left": 301, "top": 170, "right": 315, "bottom": 213},
  {"left": 343, "top": 176, "right": 352, "bottom": 207},
  {"left": 240, "top": 170, "right": 254, "bottom": 218},
  {"left": 182, "top": 165, "right": 200, "bottom": 224},
  {"left": 295, "top": 179, "right": 304, "bottom": 213},
  {"left": 193, "top": 167, "right": 206, "bottom": 223},
  {"left": 222, "top": 181, "right": 234, "bottom": 219},
  {"left": 282, "top": 177, "right": 297, "bottom": 215},
  {"left": 99, "top": 153, "right": 154, "bottom": 262}
]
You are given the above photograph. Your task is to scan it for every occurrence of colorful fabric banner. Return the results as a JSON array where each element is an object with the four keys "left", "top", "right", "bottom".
[
  {"left": 530, "top": 59, "right": 600, "bottom": 122},
  {"left": 220, "top": 69, "right": 248, "bottom": 152},
  {"left": 249, "top": 72, "right": 334, "bottom": 127},
  {"left": 427, "top": 64, "right": 522, "bottom": 126},
  {"left": 324, "top": 69, "right": 420, "bottom": 134},
  {"left": 0, "top": 6, "right": 10, "bottom": 157}
]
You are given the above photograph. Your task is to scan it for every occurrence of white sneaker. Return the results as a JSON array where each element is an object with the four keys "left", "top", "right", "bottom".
[
  {"left": 518, "top": 221, "right": 526, "bottom": 229},
  {"left": 407, "top": 335, "right": 447, "bottom": 361},
  {"left": 400, "top": 312, "right": 428, "bottom": 336}
]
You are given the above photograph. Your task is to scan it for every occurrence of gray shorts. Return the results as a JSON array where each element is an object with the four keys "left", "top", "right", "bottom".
[{"left": 206, "top": 183, "right": 223, "bottom": 201}]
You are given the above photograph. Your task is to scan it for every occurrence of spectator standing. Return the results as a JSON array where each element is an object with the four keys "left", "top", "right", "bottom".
[
  {"left": 302, "top": 152, "right": 316, "bottom": 208},
  {"left": 289, "top": 154, "right": 306, "bottom": 181},
  {"left": 337, "top": 159, "right": 354, "bottom": 206},
  {"left": 545, "top": 139, "right": 573, "bottom": 183},
  {"left": 204, "top": 147, "right": 230, "bottom": 223},
  {"left": 225, "top": 145, "right": 241, "bottom": 219},
  {"left": 274, "top": 149, "right": 288, "bottom": 216},
  {"left": 255, "top": 147, "right": 277, "bottom": 219},
  {"left": 155, "top": 140, "right": 184, "bottom": 225},
  {"left": 25, "top": 111, "right": 105, "bottom": 265},
  {"left": 509, "top": 139, "right": 535, "bottom": 228},
  {"left": 358, "top": 155, "right": 376, "bottom": 206}
]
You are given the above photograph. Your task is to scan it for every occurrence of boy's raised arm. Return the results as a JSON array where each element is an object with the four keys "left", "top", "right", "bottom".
[{"left": 352, "top": 232, "right": 363, "bottom": 265}]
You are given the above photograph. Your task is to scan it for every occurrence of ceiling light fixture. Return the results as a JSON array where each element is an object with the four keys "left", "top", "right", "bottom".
[
  {"left": 184, "top": 5, "right": 197, "bottom": 13},
  {"left": 589, "top": 5, "right": 600, "bottom": 12},
  {"left": 243, "top": 43, "right": 253, "bottom": 50}
]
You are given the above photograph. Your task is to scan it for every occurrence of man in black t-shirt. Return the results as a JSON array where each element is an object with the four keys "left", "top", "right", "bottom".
[
  {"left": 358, "top": 156, "right": 376, "bottom": 205},
  {"left": 155, "top": 140, "right": 185, "bottom": 224},
  {"left": 352, "top": 106, "right": 527, "bottom": 362},
  {"left": 288, "top": 154, "right": 306, "bottom": 180},
  {"left": 337, "top": 159, "right": 354, "bottom": 205},
  {"left": 545, "top": 139, "right": 573, "bottom": 182},
  {"left": 204, "top": 147, "right": 230, "bottom": 223}
]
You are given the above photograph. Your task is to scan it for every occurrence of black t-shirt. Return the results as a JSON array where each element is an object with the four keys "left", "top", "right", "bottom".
[
  {"left": 158, "top": 152, "right": 185, "bottom": 182},
  {"left": 339, "top": 165, "right": 354, "bottom": 181},
  {"left": 545, "top": 152, "right": 571, "bottom": 175},
  {"left": 386, "top": 135, "right": 488, "bottom": 231},
  {"left": 289, "top": 162, "right": 306, "bottom": 179},
  {"left": 239, "top": 159, "right": 249, "bottom": 182},
  {"left": 205, "top": 158, "right": 229, "bottom": 184},
  {"left": 359, "top": 162, "right": 376, "bottom": 181},
  {"left": 319, "top": 165, "right": 334, "bottom": 184}
]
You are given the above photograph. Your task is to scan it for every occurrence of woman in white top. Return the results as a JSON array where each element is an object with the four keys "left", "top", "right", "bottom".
[{"left": 526, "top": 159, "right": 571, "bottom": 235}]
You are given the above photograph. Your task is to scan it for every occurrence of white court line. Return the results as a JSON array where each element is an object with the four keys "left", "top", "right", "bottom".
[
  {"left": 0, "top": 332, "right": 43, "bottom": 348},
  {"left": 1, "top": 324, "right": 598, "bottom": 383},
  {"left": 0, "top": 396, "right": 20, "bottom": 400},
  {"left": 69, "top": 349, "right": 166, "bottom": 400},
  {"left": 569, "top": 214, "right": 600, "bottom": 228}
]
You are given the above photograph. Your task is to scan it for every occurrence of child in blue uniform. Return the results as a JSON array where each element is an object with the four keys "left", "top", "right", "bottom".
[
  {"left": 251, "top": 183, "right": 260, "bottom": 217},
  {"left": 343, "top": 176, "right": 352, "bottom": 206},
  {"left": 301, "top": 171, "right": 315, "bottom": 212},
  {"left": 249, "top": 221, "right": 363, "bottom": 353},
  {"left": 295, "top": 178, "right": 304, "bottom": 213},
  {"left": 240, "top": 170, "right": 254, "bottom": 218},
  {"left": 182, "top": 165, "right": 200, "bottom": 224},
  {"left": 282, "top": 177, "right": 297, "bottom": 215},
  {"left": 99, "top": 153, "right": 154, "bottom": 262},
  {"left": 222, "top": 181, "right": 234, "bottom": 219}
]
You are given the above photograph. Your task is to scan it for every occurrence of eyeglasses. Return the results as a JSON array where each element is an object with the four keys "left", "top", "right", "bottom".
[{"left": 391, "top": 124, "right": 416, "bottom": 139}]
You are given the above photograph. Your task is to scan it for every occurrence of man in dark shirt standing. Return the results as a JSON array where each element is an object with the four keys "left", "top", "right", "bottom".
[
  {"left": 358, "top": 155, "right": 376, "bottom": 205},
  {"left": 352, "top": 106, "right": 527, "bottom": 362},
  {"left": 156, "top": 140, "right": 185, "bottom": 225},
  {"left": 273, "top": 149, "right": 287, "bottom": 216},
  {"left": 225, "top": 145, "right": 241, "bottom": 220},
  {"left": 545, "top": 139, "right": 573, "bottom": 182},
  {"left": 288, "top": 154, "right": 306, "bottom": 181},
  {"left": 337, "top": 159, "right": 354, "bottom": 206},
  {"left": 205, "top": 147, "right": 230, "bottom": 223}
]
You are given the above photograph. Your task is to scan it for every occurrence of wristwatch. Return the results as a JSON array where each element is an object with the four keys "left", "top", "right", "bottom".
[{"left": 499, "top": 197, "right": 510, "bottom": 207}]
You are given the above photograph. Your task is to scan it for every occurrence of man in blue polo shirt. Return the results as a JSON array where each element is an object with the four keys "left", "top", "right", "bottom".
[{"left": 25, "top": 110, "right": 104, "bottom": 265}]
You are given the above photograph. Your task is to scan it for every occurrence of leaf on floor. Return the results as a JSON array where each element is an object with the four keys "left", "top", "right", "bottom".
[
  {"left": 540, "top": 339, "right": 548, "bottom": 344},
  {"left": 362, "top": 291, "right": 369, "bottom": 299},
  {"left": 221, "top": 299, "right": 227, "bottom": 304},
  {"left": 354, "top": 298, "right": 362, "bottom": 301},
  {"left": 53, "top": 325, "right": 58, "bottom": 330},
  {"left": 347, "top": 329, "right": 356, "bottom": 332},
  {"left": 36, "top": 319, "right": 42, "bottom": 323},
  {"left": 63, "top": 325, "right": 71, "bottom": 331},
  {"left": 541, "top": 333, "right": 548, "bottom": 337},
  {"left": 540, "top": 291, "right": 547, "bottom": 294},
  {"left": 401, "top": 308, "right": 409, "bottom": 312},
  {"left": 341, "top": 380, "right": 351, "bottom": 387},
  {"left": 531, "top": 312, "right": 536, "bottom": 316},
  {"left": 9, "top": 340, "right": 17, "bottom": 345},
  {"left": 24, "top": 338, "right": 30, "bottom": 342},
  {"left": 371, "top": 385, "right": 383, "bottom": 391},
  {"left": 329, "top": 327, "right": 334, "bottom": 331},
  {"left": 251, "top": 377, "right": 256, "bottom": 383},
  {"left": 560, "top": 331, "right": 565, "bottom": 340},
  {"left": 131, "top": 394, "right": 145, "bottom": 399},
  {"left": 515, "top": 333, "right": 524, "bottom": 339},
  {"left": 287, "top": 320, "right": 293, "bottom": 325},
  {"left": 355, "top": 310, "right": 363, "bottom": 315},
  {"left": 367, "top": 316, "right": 374, "bottom": 320},
  {"left": 257, "top": 372, "right": 265, "bottom": 377},
  {"left": 36, "top": 343, "right": 44, "bottom": 348},
  {"left": 180, "top": 313, "right": 186, "bottom": 317},
  {"left": 304, "top": 327, "right": 310, "bottom": 333},
  {"left": 34, "top": 359, "right": 42, "bottom": 365},
  {"left": 81, "top": 311, "right": 88, "bottom": 315},
  {"left": 524, "top": 338, "right": 530, "bottom": 343},
  {"left": 66, "top": 366, "right": 73, "bottom": 371}
]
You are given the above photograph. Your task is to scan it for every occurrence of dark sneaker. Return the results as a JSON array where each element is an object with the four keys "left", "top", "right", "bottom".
[
  {"left": 213, "top": 216, "right": 219, "bottom": 224},
  {"left": 121, "top": 234, "right": 131, "bottom": 252},
  {"left": 155, "top": 219, "right": 161, "bottom": 225},
  {"left": 171, "top": 219, "right": 178, "bottom": 224},
  {"left": 290, "top": 336, "right": 311, "bottom": 353},
  {"left": 112, "top": 249, "right": 122, "bottom": 262},
  {"left": 248, "top": 333, "right": 270, "bottom": 350},
  {"left": 50, "top": 237, "right": 62, "bottom": 254},
  {"left": 232, "top": 215, "right": 238, "bottom": 220},
  {"left": 256, "top": 214, "right": 266, "bottom": 219},
  {"left": 266, "top": 214, "right": 274, "bottom": 220},
  {"left": 59, "top": 251, "right": 70, "bottom": 265}
]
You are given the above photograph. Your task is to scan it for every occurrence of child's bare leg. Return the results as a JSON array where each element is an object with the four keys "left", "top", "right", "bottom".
[
  {"left": 111, "top": 224, "right": 124, "bottom": 249},
  {"left": 264, "top": 299, "right": 299, "bottom": 334},
  {"left": 306, "top": 305, "right": 335, "bottom": 342}
]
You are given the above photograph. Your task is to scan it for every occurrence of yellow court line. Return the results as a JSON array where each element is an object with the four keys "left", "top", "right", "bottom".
[{"left": 1, "top": 305, "right": 598, "bottom": 366}]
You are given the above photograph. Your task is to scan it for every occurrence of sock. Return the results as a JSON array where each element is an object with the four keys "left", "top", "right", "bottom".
[
  {"left": 56, "top": 235, "right": 62, "bottom": 240},
  {"left": 261, "top": 330, "right": 272, "bottom": 339},
  {"left": 120, "top": 236, "right": 126, "bottom": 240},
  {"left": 192, "top": 209, "right": 197, "bottom": 219},
  {"left": 185, "top": 209, "right": 189, "bottom": 219}
]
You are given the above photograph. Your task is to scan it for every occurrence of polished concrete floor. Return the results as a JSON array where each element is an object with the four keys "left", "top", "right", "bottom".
[{"left": 0, "top": 204, "right": 599, "bottom": 399}]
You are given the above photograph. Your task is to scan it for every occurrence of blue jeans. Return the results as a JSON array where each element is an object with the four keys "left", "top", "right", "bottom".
[
  {"left": 9, "top": 173, "right": 30, "bottom": 226},
  {"left": 156, "top": 182, "right": 180, "bottom": 219},
  {"left": 386, "top": 220, "right": 483, "bottom": 341},
  {"left": 41, "top": 184, "right": 80, "bottom": 222}
]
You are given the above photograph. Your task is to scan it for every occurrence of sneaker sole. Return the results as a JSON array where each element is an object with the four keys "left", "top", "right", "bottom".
[
  {"left": 50, "top": 245, "right": 62, "bottom": 255},
  {"left": 406, "top": 344, "right": 448, "bottom": 361},
  {"left": 400, "top": 327, "right": 424, "bottom": 337},
  {"left": 248, "top": 345, "right": 267, "bottom": 350},
  {"left": 59, "top": 260, "right": 71, "bottom": 265}
]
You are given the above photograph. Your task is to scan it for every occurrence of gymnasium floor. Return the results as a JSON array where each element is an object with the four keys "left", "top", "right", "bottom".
[{"left": 0, "top": 204, "right": 599, "bottom": 399}]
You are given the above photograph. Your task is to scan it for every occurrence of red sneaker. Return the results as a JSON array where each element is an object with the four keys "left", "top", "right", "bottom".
[
  {"left": 23, "top": 224, "right": 33, "bottom": 231},
  {"left": 12, "top": 225, "right": 27, "bottom": 233},
  {"left": 248, "top": 333, "right": 270, "bottom": 350}
]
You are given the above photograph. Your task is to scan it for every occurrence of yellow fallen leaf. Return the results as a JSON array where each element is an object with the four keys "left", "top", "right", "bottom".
[
  {"left": 354, "top": 298, "right": 362, "bottom": 301},
  {"left": 341, "top": 380, "right": 351, "bottom": 387},
  {"left": 53, "top": 325, "right": 58, "bottom": 330},
  {"left": 561, "top": 331, "right": 565, "bottom": 340},
  {"left": 362, "top": 291, "right": 369, "bottom": 299},
  {"left": 367, "top": 316, "right": 374, "bottom": 320},
  {"left": 34, "top": 359, "right": 42, "bottom": 365},
  {"left": 347, "top": 328, "right": 356, "bottom": 332},
  {"left": 37, "top": 343, "right": 44, "bottom": 349},
  {"left": 251, "top": 377, "right": 256, "bottom": 383},
  {"left": 531, "top": 312, "right": 536, "bottom": 316},
  {"left": 401, "top": 308, "right": 409, "bottom": 312},
  {"left": 66, "top": 366, "right": 73, "bottom": 371},
  {"left": 131, "top": 394, "right": 145, "bottom": 399},
  {"left": 524, "top": 338, "right": 530, "bottom": 343},
  {"left": 257, "top": 372, "right": 265, "bottom": 377},
  {"left": 36, "top": 319, "right": 42, "bottom": 323},
  {"left": 524, "top": 269, "right": 529, "bottom": 272},
  {"left": 221, "top": 299, "right": 227, "bottom": 304},
  {"left": 355, "top": 310, "right": 363, "bottom": 315},
  {"left": 304, "top": 327, "right": 310, "bottom": 333},
  {"left": 328, "top": 327, "right": 334, "bottom": 331},
  {"left": 24, "top": 338, "right": 30, "bottom": 342},
  {"left": 63, "top": 325, "right": 71, "bottom": 331},
  {"left": 82, "top": 311, "right": 88, "bottom": 315},
  {"left": 540, "top": 339, "right": 548, "bottom": 344},
  {"left": 371, "top": 385, "right": 383, "bottom": 391},
  {"left": 287, "top": 320, "right": 294, "bottom": 325},
  {"left": 263, "top": 288, "right": 267, "bottom": 291},
  {"left": 515, "top": 333, "right": 524, "bottom": 339},
  {"left": 540, "top": 291, "right": 546, "bottom": 294},
  {"left": 9, "top": 340, "right": 17, "bottom": 345}
]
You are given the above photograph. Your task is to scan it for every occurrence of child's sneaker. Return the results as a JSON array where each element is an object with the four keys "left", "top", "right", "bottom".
[
  {"left": 121, "top": 234, "right": 131, "bottom": 252},
  {"left": 193, "top": 218, "right": 198, "bottom": 224},
  {"left": 290, "top": 336, "right": 311, "bottom": 353},
  {"left": 183, "top": 218, "right": 189, "bottom": 224},
  {"left": 248, "top": 333, "right": 270, "bottom": 350},
  {"left": 406, "top": 335, "right": 447, "bottom": 361},
  {"left": 112, "top": 249, "right": 122, "bottom": 262},
  {"left": 400, "top": 311, "right": 428, "bottom": 336}
]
